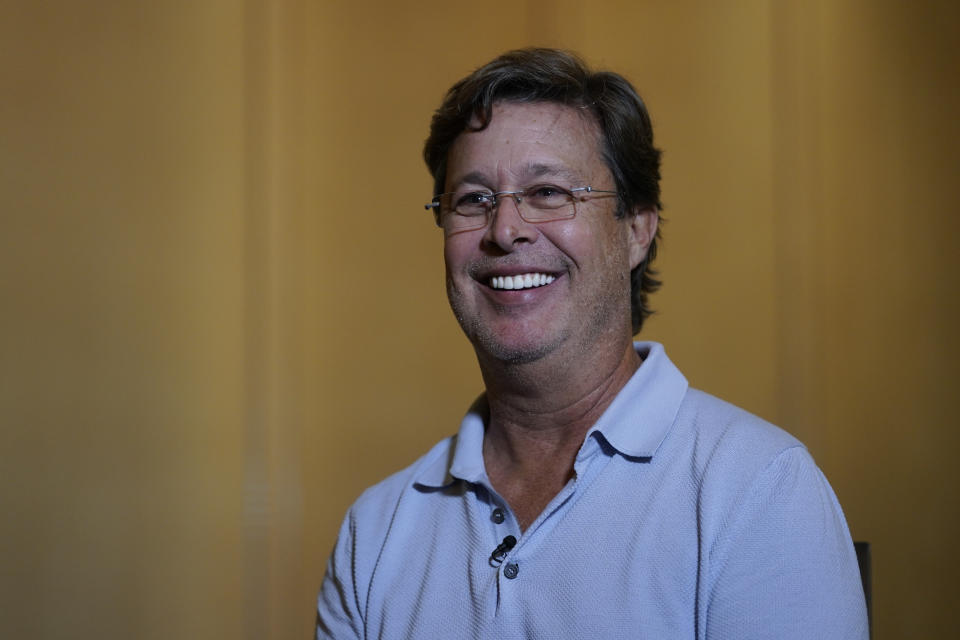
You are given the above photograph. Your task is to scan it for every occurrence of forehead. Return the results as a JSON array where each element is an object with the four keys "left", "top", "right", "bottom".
[{"left": 445, "top": 101, "right": 608, "bottom": 188}]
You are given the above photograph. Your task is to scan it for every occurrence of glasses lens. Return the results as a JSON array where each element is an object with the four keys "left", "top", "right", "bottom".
[
  {"left": 441, "top": 192, "right": 489, "bottom": 233},
  {"left": 520, "top": 185, "right": 576, "bottom": 222},
  {"left": 434, "top": 185, "right": 580, "bottom": 233}
]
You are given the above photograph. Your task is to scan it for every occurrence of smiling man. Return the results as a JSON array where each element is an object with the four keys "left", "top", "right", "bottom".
[{"left": 317, "top": 49, "right": 868, "bottom": 639}]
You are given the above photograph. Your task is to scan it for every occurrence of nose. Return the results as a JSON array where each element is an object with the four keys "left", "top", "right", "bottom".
[{"left": 482, "top": 192, "right": 538, "bottom": 252}]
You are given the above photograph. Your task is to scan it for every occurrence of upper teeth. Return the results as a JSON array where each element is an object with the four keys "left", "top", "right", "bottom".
[{"left": 489, "top": 273, "right": 556, "bottom": 290}]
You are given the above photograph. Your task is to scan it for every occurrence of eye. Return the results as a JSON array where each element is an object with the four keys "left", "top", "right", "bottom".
[
  {"left": 529, "top": 185, "right": 563, "bottom": 198},
  {"left": 459, "top": 192, "right": 488, "bottom": 204},
  {"left": 453, "top": 191, "right": 492, "bottom": 215},
  {"left": 524, "top": 184, "right": 572, "bottom": 209}
]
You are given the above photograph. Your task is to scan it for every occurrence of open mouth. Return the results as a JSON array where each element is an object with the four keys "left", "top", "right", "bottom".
[{"left": 488, "top": 272, "right": 556, "bottom": 291}]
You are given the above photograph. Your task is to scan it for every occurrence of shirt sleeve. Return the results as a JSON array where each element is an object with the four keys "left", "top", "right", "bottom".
[
  {"left": 316, "top": 509, "right": 363, "bottom": 640},
  {"left": 703, "top": 446, "right": 869, "bottom": 640}
]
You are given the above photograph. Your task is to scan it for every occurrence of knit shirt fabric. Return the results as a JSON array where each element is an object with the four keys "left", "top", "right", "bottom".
[{"left": 317, "top": 342, "right": 869, "bottom": 639}]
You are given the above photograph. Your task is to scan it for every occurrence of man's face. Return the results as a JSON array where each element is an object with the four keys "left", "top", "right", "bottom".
[{"left": 443, "top": 101, "right": 652, "bottom": 366}]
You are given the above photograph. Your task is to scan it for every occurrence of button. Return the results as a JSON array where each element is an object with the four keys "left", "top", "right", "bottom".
[
  {"left": 503, "top": 563, "right": 519, "bottom": 579},
  {"left": 491, "top": 508, "right": 505, "bottom": 524}
]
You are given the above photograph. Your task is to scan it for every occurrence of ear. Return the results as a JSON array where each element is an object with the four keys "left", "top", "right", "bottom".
[{"left": 625, "top": 206, "right": 659, "bottom": 270}]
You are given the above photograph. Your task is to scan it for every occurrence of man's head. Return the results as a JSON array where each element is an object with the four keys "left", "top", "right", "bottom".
[{"left": 423, "top": 48, "right": 662, "bottom": 335}]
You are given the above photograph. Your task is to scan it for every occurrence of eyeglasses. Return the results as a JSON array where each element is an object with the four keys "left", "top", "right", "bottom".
[{"left": 424, "top": 185, "right": 617, "bottom": 234}]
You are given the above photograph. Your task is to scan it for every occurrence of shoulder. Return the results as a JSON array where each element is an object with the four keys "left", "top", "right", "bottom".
[
  {"left": 674, "top": 387, "right": 806, "bottom": 479},
  {"left": 665, "top": 388, "right": 832, "bottom": 536},
  {"left": 346, "top": 435, "right": 456, "bottom": 532},
  {"left": 317, "top": 437, "right": 459, "bottom": 638},
  {"left": 351, "top": 435, "right": 457, "bottom": 513},
  {"left": 679, "top": 387, "right": 801, "bottom": 453},
  {"left": 672, "top": 388, "right": 851, "bottom": 552},
  {"left": 674, "top": 392, "right": 868, "bottom": 637}
]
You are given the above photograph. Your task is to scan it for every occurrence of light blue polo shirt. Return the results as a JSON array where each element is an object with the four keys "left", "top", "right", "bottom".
[{"left": 317, "top": 342, "right": 868, "bottom": 639}]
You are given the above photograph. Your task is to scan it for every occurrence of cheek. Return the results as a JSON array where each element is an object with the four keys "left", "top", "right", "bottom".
[
  {"left": 443, "top": 235, "right": 478, "bottom": 288},
  {"left": 548, "top": 220, "right": 627, "bottom": 271},
  {"left": 542, "top": 224, "right": 588, "bottom": 261},
  {"left": 442, "top": 237, "right": 466, "bottom": 272}
]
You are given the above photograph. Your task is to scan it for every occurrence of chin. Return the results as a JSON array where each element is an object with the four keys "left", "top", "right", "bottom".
[
  {"left": 458, "top": 315, "right": 565, "bottom": 365},
  {"left": 448, "top": 285, "right": 567, "bottom": 365},
  {"left": 478, "top": 341, "right": 553, "bottom": 365}
]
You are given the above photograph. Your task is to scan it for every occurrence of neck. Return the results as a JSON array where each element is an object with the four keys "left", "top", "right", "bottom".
[
  {"left": 479, "top": 337, "right": 641, "bottom": 467},
  {"left": 477, "top": 337, "right": 641, "bottom": 531}
]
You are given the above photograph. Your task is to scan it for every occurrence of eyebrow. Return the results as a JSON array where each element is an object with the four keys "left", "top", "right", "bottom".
[
  {"left": 451, "top": 163, "right": 585, "bottom": 190},
  {"left": 524, "top": 163, "right": 582, "bottom": 183}
]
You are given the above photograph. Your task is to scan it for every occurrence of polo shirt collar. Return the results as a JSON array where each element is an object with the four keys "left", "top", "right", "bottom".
[
  {"left": 447, "top": 396, "right": 489, "bottom": 484},
  {"left": 413, "top": 342, "right": 688, "bottom": 487},
  {"left": 414, "top": 396, "right": 489, "bottom": 488},
  {"left": 584, "top": 341, "right": 688, "bottom": 459}
]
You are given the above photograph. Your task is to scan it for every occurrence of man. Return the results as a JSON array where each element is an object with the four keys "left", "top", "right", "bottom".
[{"left": 317, "top": 49, "right": 868, "bottom": 639}]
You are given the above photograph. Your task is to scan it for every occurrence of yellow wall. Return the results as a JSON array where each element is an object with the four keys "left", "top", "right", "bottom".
[{"left": 1, "top": 1, "right": 956, "bottom": 638}]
